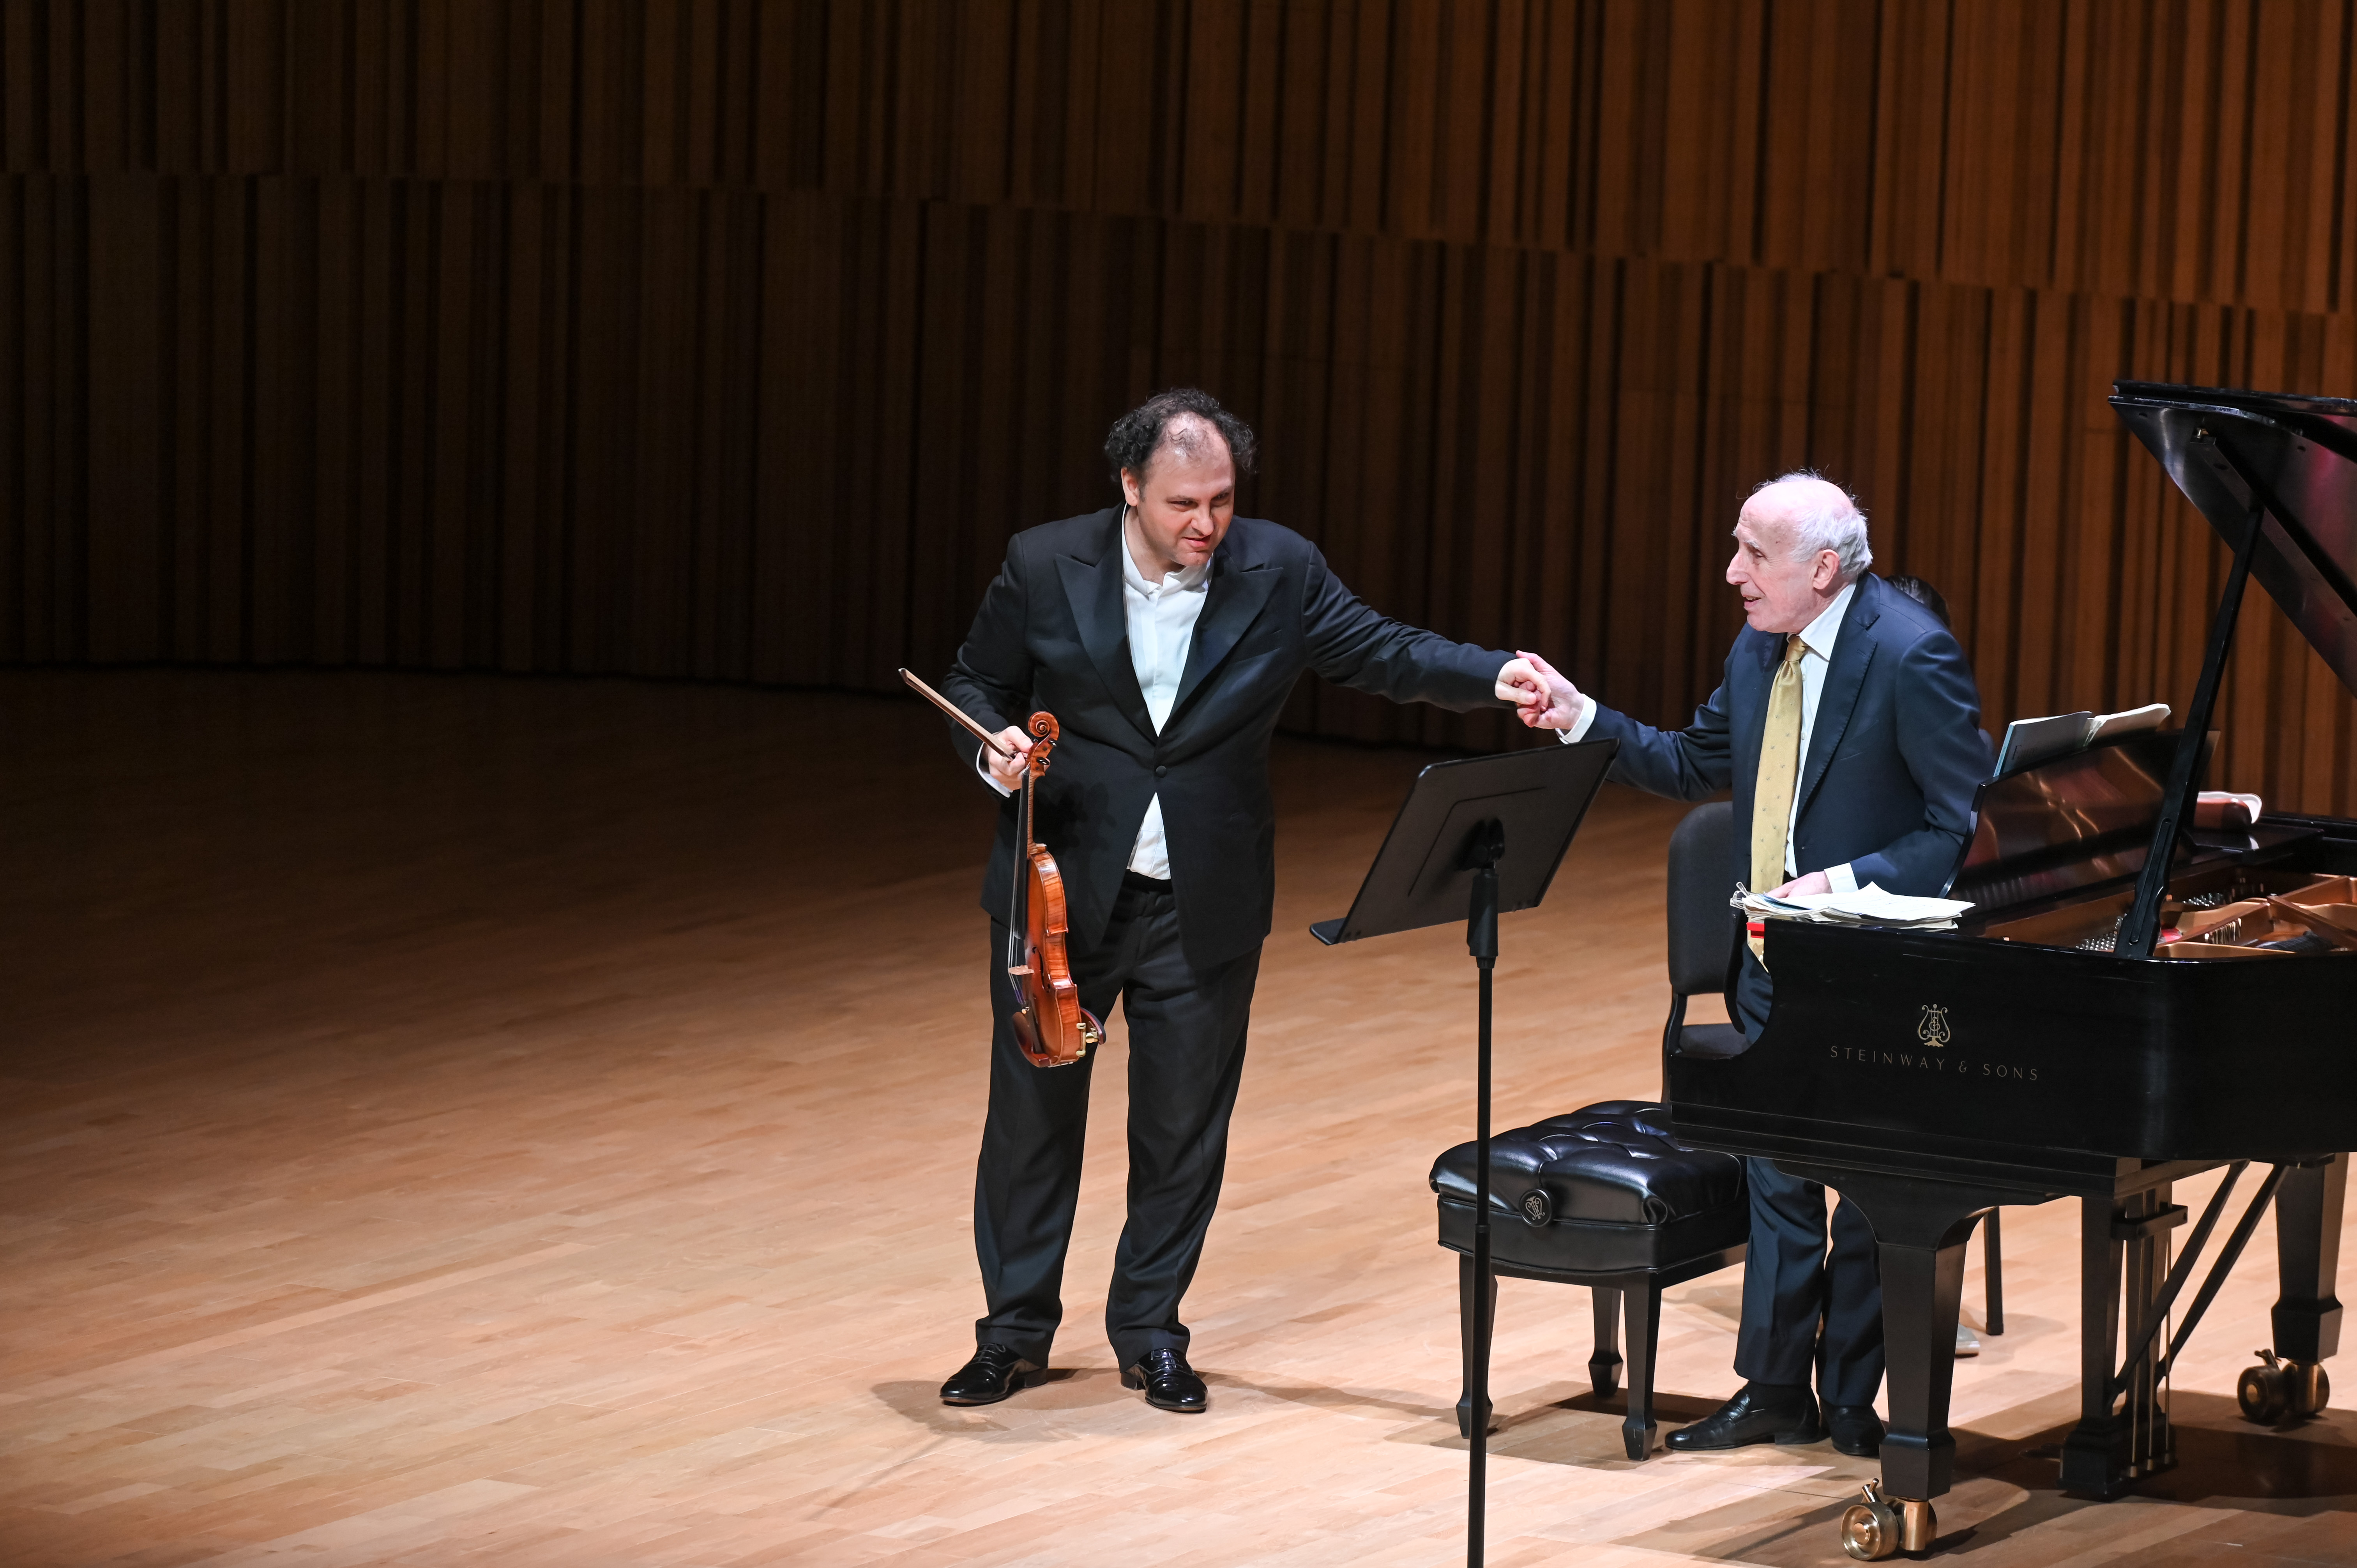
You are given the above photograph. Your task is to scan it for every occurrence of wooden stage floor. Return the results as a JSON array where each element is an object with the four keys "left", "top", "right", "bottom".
[{"left": 2, "top": 670, "right": 2353, "bottom": 1567}]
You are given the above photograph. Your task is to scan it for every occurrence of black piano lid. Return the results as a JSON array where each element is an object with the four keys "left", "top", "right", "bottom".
[
  {"left": 2095, "top": 384, "right": 2357, "bottom": 952},
  {"left": 2111, "top": 382, "right": 2357, "bottom": 698}
]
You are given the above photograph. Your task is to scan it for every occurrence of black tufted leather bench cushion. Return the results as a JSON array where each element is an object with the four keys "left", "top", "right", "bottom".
[{"left": 1431, "top": 1100, "right": 1748, "bottom": 1275}]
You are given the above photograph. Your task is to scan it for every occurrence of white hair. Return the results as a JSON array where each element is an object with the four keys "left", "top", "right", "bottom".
[{"left": 1747, "top": 470, "right": 1873, "bottom": 581}]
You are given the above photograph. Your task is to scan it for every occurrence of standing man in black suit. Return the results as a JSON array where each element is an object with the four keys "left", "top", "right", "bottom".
[
  {"left": 1511, "top": 474, "right": 1987, "bottom": 1457},
  {"left": 935, "top": 389, "right": 1555, "bottom": 1412}
]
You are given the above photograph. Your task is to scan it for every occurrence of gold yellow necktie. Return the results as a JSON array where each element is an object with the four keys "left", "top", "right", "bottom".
[{"left": 1748, "top": 634, "right": 1808, "bottom": 961}]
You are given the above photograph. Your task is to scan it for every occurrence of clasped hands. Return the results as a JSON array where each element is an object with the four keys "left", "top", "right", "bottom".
[{"left": 1494, "top": 651, "right": 1585, "bottom": 731}]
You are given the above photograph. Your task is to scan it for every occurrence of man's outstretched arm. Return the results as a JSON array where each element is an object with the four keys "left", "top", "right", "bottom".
[{"left": 1298, "top": 545, "right": 1557, "bottom": 717}]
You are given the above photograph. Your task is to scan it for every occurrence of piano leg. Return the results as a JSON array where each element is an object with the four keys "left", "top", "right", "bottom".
[
  {"left": 2241, "top": 1153, "right": 2344, "bottom": 1423},
  {"left": 2274, "top": 1154, "right": 2345, "bottom": 1367},
  {"left": 1772, "top": 1167, "right": 2010, "bottom": 1518},
  {"left": 2062, "top": 1195, "right": 2125, "bottom": 1494},
  {"left": 1875, "top": 1219, "right": 1972, "bottom": 1503}
]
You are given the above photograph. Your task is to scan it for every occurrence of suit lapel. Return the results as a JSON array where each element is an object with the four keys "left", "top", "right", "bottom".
[
  {"left": 1170, "top": 552, "right": 1280, "bottom": 722},
  {"left": 1793, "top": 584, "right": 1879, "bottom": 820},
  {"left": 1053, "top": 514, "right": 1154, "bottom": 740}
]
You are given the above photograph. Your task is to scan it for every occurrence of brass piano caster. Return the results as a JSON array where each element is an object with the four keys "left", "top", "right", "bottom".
[
  {"left": 1840, "top": 1483, "right": 1901, "bottom": 1561},
  {"left": 1840, "top": 1481, "right": 1935, "bottom": 1561},
  {"left": 2238, "top": 1350, "right": 2330, "bottom": 1423}
]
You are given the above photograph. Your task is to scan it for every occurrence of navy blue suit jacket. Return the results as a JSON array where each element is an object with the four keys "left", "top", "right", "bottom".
[{"left": 1586, "top": 572, "right": 1986, "bottom": 1031}]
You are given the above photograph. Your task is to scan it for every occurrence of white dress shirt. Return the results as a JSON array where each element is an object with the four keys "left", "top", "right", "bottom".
[
  {"left": 979, "top": 515, "right": 1208, "bottom": 880},
  {"left": 1113, "top": 531, "right": 1209, "bottom": 877},
  {"left": 1559, "top": 581, "right": 1858, "bottom": 893}
]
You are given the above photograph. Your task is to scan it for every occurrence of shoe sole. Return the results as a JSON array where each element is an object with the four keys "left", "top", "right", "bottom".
[{"left": 939, "top": 1368, "right": 1045, "bottom": 1407}]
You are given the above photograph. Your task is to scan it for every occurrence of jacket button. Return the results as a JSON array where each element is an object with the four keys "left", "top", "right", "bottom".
[{"left": 1154, "top": 765, "right": 1168, "bottom": 778}]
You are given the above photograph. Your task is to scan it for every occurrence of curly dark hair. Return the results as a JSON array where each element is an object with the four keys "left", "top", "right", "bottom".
[{"left": 1103, "top": 388, "right": 1258, "bottom": 488}]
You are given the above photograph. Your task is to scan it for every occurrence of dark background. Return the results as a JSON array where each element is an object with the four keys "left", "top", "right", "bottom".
[{"left": 7, "top": 0, "right": 2357, "bottom": 805}]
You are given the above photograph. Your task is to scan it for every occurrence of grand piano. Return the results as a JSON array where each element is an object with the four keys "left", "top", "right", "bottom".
[{"left": 1667, "top": 383, "right": 2353, "bottom": 1560}]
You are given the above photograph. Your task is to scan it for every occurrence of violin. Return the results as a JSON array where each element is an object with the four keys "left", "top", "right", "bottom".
[
  {"left": 1000, "top": 711, "right": 1106, "bottom": 1066},
  {"left": 900, "top": 671, "right": 1105, "bottom": 1068}
]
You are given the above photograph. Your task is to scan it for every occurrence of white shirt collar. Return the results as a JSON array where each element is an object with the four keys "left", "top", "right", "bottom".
[
  {"left": 1797, "top": 579, "right": 1857, "bottom": 659},
  {"left": 1119, "top": 511, "right": 1209, "bottom": 596}
]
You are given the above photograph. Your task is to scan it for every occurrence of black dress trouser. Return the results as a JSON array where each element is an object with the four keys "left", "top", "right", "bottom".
[
  {"left": 973, "top": 876, "right": 1262, "bottom": 1368},
  {"left": 1733, "top": 959, "right": 1885, "bottom": 1406},
  {"left": 1735, "top": 1159, "right": 1886, "bottom": 1405}
]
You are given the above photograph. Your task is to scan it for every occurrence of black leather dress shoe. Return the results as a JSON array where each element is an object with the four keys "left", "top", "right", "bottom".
[
  {"left": 939, "top": 1344, "right": 1044, "bottom": 1406},
  {"left": 1663, "top": 1383, "right": 1823, "bottom": 1450},
  {"left": 1121, "top": 1347, "right": 1208, "bottom": 1413},
  {"left": 1826, "top": 1403, "right": 1884, "bottom": 1457}
]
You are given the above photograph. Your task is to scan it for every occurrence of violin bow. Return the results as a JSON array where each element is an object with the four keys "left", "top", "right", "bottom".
[
  {"left": 901, "top": 667, "right": 1038, "bottom": 1033},
  {"left": 899, "top": 668, "right": 1015, "bottom": 758}
]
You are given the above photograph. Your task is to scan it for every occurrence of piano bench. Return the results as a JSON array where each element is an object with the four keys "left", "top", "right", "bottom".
[{"left": 1431, "top": 1099, "right": 1748, "bottom": 1460}]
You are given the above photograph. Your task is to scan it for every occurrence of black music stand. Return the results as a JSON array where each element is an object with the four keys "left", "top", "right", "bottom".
[{"left": 1311, "top": 739, "right": 1618, "bottom": 1568}]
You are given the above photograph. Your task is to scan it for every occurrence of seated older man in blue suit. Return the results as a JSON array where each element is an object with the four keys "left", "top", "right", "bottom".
[{"left": 1513, "top": 472, "right": 1985, "bottom": 1459}]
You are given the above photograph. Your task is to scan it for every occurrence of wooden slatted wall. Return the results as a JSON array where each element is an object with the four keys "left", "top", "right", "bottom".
[{"left": 7, "top": 0, "right": 2357, "bottom": 806}]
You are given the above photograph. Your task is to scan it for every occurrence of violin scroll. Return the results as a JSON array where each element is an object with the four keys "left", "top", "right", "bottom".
[{"left": 1024, "top": 712, "right": 1059, "bottom": 780}]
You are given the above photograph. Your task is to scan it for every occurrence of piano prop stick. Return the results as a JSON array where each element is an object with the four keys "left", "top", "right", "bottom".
[
  {"left": 2115, "top": 484, "right": 2265, "bottom": 958},
  {"left": 1660, "top": 383, "right": 2357, "bottom": 1562},
  {"left": 1309, "top": 740, "right": 1617, "bottom": 1568}
]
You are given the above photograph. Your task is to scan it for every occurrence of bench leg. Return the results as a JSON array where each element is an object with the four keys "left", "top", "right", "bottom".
[
  {"left": 1589, "top": 1286, "right": 1624, "bottom": 1398},
  {"left": 1983, "top": 1208, "right": 2005, "bottom": 1336},
  {"left": 1622, "top": 1281, "right": 1662, "bottom": 1459},
  {"left": 1457, "top": 1252, "right": 1497, "bottom": 1439}
]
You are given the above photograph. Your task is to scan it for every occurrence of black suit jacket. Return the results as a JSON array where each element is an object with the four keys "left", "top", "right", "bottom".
[{"left": 942, "top": 507, "right": 1512, "bottom": 969}]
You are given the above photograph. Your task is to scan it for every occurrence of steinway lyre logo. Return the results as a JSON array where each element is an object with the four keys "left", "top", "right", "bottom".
[{"left": 1917, "top": 1004, "right": 1952, "bottom": 1047}]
